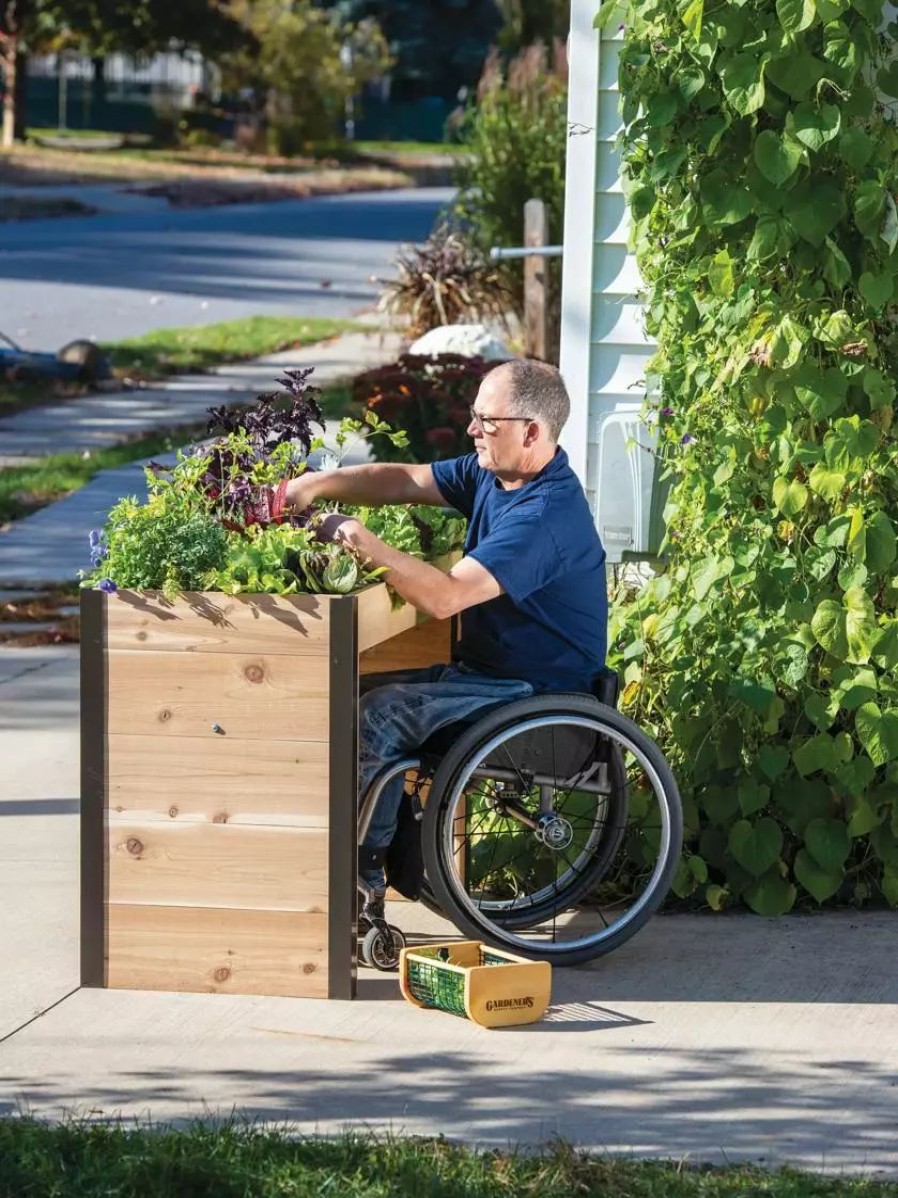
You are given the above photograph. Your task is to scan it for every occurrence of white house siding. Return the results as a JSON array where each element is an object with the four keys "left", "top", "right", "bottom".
[{"left": 560, "top": 0, "right": 657, "bottom": 563}]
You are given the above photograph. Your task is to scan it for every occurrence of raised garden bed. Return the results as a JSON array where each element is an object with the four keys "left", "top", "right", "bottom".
[{"left": 81, "top": 585, "right": 451, "bottom": 1000}]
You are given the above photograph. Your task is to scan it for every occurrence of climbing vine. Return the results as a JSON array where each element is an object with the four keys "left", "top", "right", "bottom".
[{"left": 601, "top": 0, "right": 898, "bottom": 912}]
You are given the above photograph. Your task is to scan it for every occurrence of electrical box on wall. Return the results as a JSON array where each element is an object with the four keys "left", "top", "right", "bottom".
[{"left": 589, "top": 405, "right": 662, "bottom": 564}]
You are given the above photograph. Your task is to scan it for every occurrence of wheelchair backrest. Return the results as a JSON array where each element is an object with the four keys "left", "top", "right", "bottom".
[
  {"left": 482, "top": 722, "right": 601, "bottom": 785},
  {"left": 592, "top": 666, "right": 620, "bottom": 709}
]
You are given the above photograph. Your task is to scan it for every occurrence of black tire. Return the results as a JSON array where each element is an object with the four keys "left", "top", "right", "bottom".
[
  {"left": 422, "top": 694, "right": 682, "bottom": 967},
  {"left": 361, "top": 924, "right": 406, "bottom": 971}
]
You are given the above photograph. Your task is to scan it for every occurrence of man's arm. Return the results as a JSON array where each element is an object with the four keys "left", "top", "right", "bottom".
[
  {"left": 323, "top": 516, "right": 501, "bottom": 620},
  {"left": 284, "top": 462, "right": 444, "bottom": 511}
]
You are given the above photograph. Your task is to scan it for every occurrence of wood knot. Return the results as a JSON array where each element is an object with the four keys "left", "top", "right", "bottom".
[
  {"left": 136, "top": 630, "right": 148, "bottom": 642},
  {"left": 158, "top": 708, "right": 172, "bottom": 723},
  {"left": 125, "top": 837, "right": 143, "bottom": 856},
  {"left": 168, "top": 806, "right": 178, "bottom": 819},
  {"left": 302, "top": 963, "right": 316, "bottom": 975},
  {"left": 213, "top": 812, "right": 229, "bottom": 824},
  {"left": 213, "top": 967, "right": 231, "bottom": 983},
  {"left": 244, "top": 664, "right": 264, "bottom": 684}
]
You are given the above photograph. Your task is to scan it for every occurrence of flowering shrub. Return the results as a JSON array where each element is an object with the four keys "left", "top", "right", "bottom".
[
  {"left": 352, "top": 353, "right": 493, "bottom": 464},
  {"left": 82, "top": 369, "right": 465, "bottom": 598}
]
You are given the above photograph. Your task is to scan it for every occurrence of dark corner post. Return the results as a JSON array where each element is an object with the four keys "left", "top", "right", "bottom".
[
  {"left": 328, "top": 596, "right": 359, "bottom": 999},
  {"left": 80, "top": 589, "right": 107, "bottom": 988}
]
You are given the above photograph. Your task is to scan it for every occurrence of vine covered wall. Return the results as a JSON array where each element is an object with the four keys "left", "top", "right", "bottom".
[{"left": 603, "top": 0, "right": 898, "bottom": 912}]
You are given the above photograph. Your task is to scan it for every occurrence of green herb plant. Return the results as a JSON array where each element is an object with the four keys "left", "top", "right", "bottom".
[
  {"left": 600, "top": 0, "right": 898, "bottom": 913},
  {"left": 82, "top": 373, "right": 465, "bottom": 600}
]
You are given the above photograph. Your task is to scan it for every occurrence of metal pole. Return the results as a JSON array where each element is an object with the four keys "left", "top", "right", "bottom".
[
  {"left": 490, "top": 245, "right": 563, "bottom": 260},
  {"left": 58, "top": 51, "right": 68, "bottom": 131}
]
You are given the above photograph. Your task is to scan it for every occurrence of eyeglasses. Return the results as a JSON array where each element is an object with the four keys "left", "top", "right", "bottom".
[{"left": 468, "top": 406, "right": 534, "bottom": 435}]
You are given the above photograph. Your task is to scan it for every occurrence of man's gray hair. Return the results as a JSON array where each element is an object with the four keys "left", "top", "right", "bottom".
[{"left": 490, "top": 359, "right": 571, "bottom": 442}]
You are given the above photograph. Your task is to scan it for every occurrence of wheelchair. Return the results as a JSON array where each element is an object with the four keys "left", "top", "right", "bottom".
[{"left": 357, "top": 668, "right": 683, "bottom": 971}]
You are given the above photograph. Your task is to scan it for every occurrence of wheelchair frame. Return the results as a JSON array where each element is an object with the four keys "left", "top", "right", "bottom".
[{"left": 356, "top": 675, "right": 683, "bottom": 972}]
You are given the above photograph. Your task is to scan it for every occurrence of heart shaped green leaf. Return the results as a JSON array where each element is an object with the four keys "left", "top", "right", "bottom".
[
  {"left": 804, "top": 817, "right": 851, "bottom": 871},
  {"left": 728, "top": 817, "right": 784, "bottom": 876},
  {"left": 791, "top": 102, "right": 840, "bottom": 151},
  {"left": 773, "top": 476, "right": 808, "bottom": 516},
  {"left": 743, "top": 869, "right": 796, "bottom": 915},
  {"left": 855, "top": 702, "right": 898, "bottom": 766},
  {"left": 754, "top": 130, "right": 803, "bottom": 184},
  {"left": 858, "top": 271, "right": 894, "bottom": 311},
  {"left": 758, "top": 744, "right": 790, "bottom": 782},
  {"left": 794, "top": 848, "right": 843, "bottom": 902},
  {"left": 776, "top": 0, "right": 816, "bottom": 32}
]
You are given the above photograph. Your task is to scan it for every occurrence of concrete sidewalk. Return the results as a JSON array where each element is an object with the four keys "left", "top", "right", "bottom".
[
  {"left": 0, "top": 329, "right": 399, "bottom": 587},
  {"left": 1, "top": 645, "right": 898, "bottom": 1172}
]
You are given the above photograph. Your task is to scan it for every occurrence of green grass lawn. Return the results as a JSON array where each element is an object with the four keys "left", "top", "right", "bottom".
[
  {"left": 354, "top": 140, "right": 463, "bottom": 155},
  {"left": 0, "top": 1123, "right": 892, "bottom": 1198},
  {"left": 0, "top": 427, "right": 203, "bottom": 524},
  {"left": 27, "top": 127, "right": 125, "bottom": 139},
  {"left": 0, "top": 379, "right": 356, "bottom": 524},
  {"left": 0, "top": 316, "right": 366, "bottom": 417},
  {"left": 103, "top": 316, "right": 367, "bottom": 379}
]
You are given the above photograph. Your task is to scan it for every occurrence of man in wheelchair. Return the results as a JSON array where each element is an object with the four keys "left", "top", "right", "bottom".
[{"left": 285, "top": 358, "right": 608, "bottom": 928}]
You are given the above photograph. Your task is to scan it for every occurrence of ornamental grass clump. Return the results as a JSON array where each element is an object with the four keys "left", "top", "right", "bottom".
[
  {"left": 605, "top": 0, "right": 898, "bottom": 914},
  {"left": 82, "top": 368, "right": 464, "bottom": 599},
  {"left": 377, "top": 223, "right": 514, "bottom": 338}
]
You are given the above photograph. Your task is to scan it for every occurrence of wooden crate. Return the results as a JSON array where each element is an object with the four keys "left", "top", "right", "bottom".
[{"left": 81, "top": 585, "right": 451, "bottom": 1001}]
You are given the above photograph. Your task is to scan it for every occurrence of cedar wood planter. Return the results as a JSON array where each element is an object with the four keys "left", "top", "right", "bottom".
[{"left": 81, "top": 583, "right": 450, "bottom": 1001}]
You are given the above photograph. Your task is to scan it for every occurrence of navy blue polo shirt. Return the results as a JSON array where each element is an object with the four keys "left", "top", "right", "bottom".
[{"left": 431, "top": 449, "right": 607, "bottom": 693}]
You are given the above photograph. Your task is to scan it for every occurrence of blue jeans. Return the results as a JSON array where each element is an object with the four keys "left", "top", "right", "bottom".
[{"left": 358, "top": 663, "right": 534, "bottom": 890}]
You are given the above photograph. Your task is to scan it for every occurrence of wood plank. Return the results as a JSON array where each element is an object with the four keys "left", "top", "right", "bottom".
[
  {"left": 108, "top": 735, "right": 329, "bottom": 827},
  {"left": 108, "top": 823, "right": 328, "bottom": 912},
  {"left": 106, "top": 650, "right": 330, "bottom": 741},
  {"left": 107, "top": 904, "right": 328, "bottom": 997},
  {"left": 105, "top": 591, "right": 331, "bottom": 656},
  {"left": 359, "top": 618, "right": 452, "bottom": 676},
  {"left": 356, "top": 585, "right": 417, "bottom": 653},
  {"left": 524, "top": 198, "right": 549, "bottom": 360}
]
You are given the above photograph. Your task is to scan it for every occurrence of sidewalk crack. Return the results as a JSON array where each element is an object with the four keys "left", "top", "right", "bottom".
[
  {"left": 0, "top": 658, "right": 59, "bottom": 689},
  {"left": 0, "top": 986, "right": 81, "bottom": 1046}
]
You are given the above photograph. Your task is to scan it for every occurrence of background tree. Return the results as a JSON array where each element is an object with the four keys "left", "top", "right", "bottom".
[
  {"left": 495, "top": 0, "right": 569, "bottom": 53},
  {"left": 316, "top": 0, "right": 503, "bottom": 101},
  {"left": 62, "top": 0, "right": 245, "bottom": 109},
  {"left": 1, "top": 0, "right": 244, "bottom": 146},
  {"left": 225, "top": 0, "right": 390, "bottom": 152}
]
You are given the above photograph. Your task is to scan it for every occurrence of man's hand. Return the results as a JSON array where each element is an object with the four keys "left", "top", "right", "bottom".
[
  {"left": 313, "top": 512, "right": 364, "bottom": 548},
  {"left": 283, "top": 471, "right": 322, "bottom": 513}
]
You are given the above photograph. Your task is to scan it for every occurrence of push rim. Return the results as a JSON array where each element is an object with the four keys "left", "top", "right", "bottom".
[{"left": 433, "top": 711, "right": 678, "bottom": 959}]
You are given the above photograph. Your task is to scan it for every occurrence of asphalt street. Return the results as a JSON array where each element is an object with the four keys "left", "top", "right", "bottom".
[{"left": 0, "top": 187, "right": 452, "bottom": 347}]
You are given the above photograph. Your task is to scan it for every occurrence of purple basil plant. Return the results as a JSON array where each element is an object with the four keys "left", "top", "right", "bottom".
[{"left": 201, "top": 367, "right": 325, "bottom": 521}]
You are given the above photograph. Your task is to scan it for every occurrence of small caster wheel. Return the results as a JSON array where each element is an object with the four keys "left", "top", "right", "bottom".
[{"left": 361, "top": 924, "right": 406, "bottom": 971}]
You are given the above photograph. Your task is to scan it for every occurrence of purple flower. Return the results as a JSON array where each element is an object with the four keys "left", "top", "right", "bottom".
[
  {"left": 88, "top": 529, "right": 108, "bottom": 566},
  {"left": 680, "top": 434, "right": 695, "bottom": 445},
  {"left": 661, "top": 406, "right": 674, "bottom": 417},
  {"left": 97, "top": 578, "right": 117, "bottom": 594}
]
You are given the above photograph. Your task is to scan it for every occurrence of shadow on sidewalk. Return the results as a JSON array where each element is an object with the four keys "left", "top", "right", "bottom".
[{"left": 1, "top": 1036, "right": 896, "bottom": 1169}]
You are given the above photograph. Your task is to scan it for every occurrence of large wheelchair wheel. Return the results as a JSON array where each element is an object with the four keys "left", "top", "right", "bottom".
[{"left": 421, "top": 694, "right": 682, "bottom": 966}]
